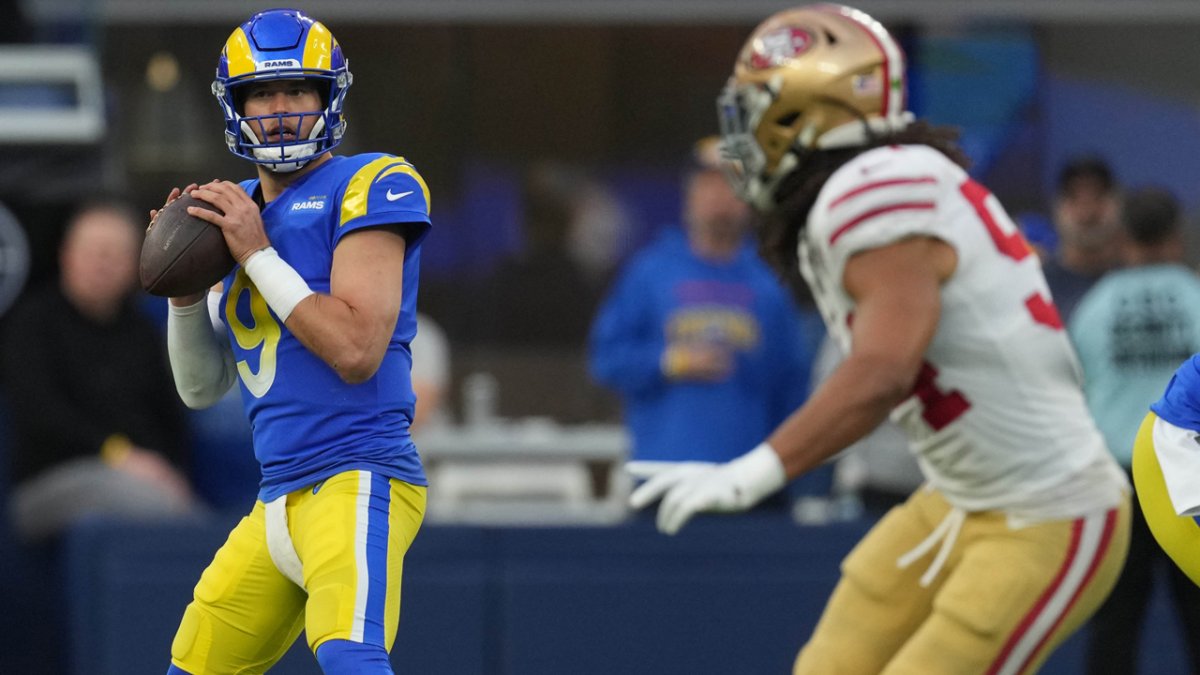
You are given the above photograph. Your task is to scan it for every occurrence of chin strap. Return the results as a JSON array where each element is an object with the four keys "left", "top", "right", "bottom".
[
  {"left": 750, "top": 112, "right": 916, "bottom": 209},
  {"left": 817, "top": 112, "right": 915, "bottom": 150},
  {"left": 239, "top": 115, "right": 328, "bottom": 173}
]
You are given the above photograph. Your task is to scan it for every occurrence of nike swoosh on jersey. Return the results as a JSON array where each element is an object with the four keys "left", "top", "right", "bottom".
[{"left": 386, "top": 189, "right": 414, "bottom": 201}]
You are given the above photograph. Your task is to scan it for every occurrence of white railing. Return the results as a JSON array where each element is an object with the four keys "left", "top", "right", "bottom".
[{"left": 0, "top": 46, "right": 104, "bottom": 144}]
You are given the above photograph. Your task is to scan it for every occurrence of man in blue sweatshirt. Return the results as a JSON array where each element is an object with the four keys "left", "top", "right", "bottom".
[{"left": 589, "top": 138, "right": 814, "bottom": 471}]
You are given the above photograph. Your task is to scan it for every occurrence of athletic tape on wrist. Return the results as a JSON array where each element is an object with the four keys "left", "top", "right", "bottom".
[{"left": 242, "top": 246, "right": 314, "bottom": 322}]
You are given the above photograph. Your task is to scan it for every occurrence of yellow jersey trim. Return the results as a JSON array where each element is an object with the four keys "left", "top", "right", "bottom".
[
  {"left": 339, "top": 157, "right": 416, "bottom": 227},
  {"left": 376, "top": 163, "right": 431, "bottom": 215}
]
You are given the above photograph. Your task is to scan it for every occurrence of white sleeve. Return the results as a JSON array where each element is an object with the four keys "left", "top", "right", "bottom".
[
  {"left": 167, "top": 291, "right": 238, "bottom": 409},
  {"left": 1152, "top": 416, "right": 1200, "bottom": 516},
  {"left": 810, "top": 145, "right": 954, "bottom": 274},
  {"left": 207, "top": 288, "right": 225, "bottom": 331},
  {"left": 411, "top": 313, "right": 450, "bottom": 389}
]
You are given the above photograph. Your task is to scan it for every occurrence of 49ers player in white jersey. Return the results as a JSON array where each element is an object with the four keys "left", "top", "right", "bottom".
[{"left": 629, "top": 5, "right": 1131, "bottom": 674}]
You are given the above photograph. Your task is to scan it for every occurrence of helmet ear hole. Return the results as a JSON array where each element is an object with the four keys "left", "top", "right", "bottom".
[{"left": 775, "top": 112, "right": 800, "bottom": 127}]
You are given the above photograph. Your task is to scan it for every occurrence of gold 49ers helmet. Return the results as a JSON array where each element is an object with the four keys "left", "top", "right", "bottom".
[{"left": 717, "top": 4, "right": 914, "bottom": 209}]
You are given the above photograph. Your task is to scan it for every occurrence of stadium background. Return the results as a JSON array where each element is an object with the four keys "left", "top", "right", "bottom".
[{"left": 0, "top": 0, "right": 1198, "bottom": 672}]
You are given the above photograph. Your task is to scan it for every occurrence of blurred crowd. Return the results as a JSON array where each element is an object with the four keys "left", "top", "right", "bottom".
[{"left": 4, "top": 1, "right": 1200, "bottom": 673}]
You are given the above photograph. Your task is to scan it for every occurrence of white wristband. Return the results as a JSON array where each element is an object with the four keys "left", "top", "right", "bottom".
[
  {"left": 242, "top": 246, "right": 314, "bottom": 322},
  {"left": 728, "top": 442, "right": 788, "bottom": 507}
]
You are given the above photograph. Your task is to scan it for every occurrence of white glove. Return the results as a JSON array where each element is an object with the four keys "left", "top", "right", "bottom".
[{"left": 627, "top": 443, "right": 787, "bottom": 535}]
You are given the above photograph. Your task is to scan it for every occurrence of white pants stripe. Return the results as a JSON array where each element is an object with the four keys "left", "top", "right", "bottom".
[
  {"left": 350, "top": 470, "right": 373, "bottom": 643},
  {"left": 990, "top": 510, "right": 1114, "bottom": 675}
]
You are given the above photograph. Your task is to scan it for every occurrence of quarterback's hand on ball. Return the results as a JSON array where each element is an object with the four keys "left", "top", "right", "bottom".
[
  {"left": 189, "top": 180, "right": 271, "bottom": 264},
  {"left": 149, "top": 184, "right": 199, "bottom": 230},
  {"left": 627, "top": 443, "right": 788, "bottom": 535}
]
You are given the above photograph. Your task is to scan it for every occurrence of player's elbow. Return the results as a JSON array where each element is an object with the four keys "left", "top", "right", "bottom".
[
  {"left": 177, "top": 386, "right": 222, "bottom": 410},
  {"left": 332, "top": 347, "right": 384, "bottom": 384},
  {"left": 322, "top": 316, "right": 394, "bottom": 383},
  {"left": 850, "top": 352, "right": 921, "bottom": 409}
]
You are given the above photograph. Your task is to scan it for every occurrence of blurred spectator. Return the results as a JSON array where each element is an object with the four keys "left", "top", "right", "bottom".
[
  {"left": 411, "top": 312, "right": 451, "bottom": 434},
  {"left": 1042, "top": 155, "right": 1121, "bottom": 321},
  {"left": 567, "top": 176, "right": 634, "bottom": 291},
  {"left": 589, "top": 137, "right": 813, "bottom": 501},
  {"left": 1, "top": 198, "right": 200, "bottom": 542},
  {"left": 475, "top": 161, "right": 606, "bottom": 347},
  {"left": 1069, "top": 187, "right": 1200, "bottom": 674}
]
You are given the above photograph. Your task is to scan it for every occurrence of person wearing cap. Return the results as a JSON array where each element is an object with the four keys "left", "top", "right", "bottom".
[
  {"left": 589, "top": 138, "right": 814, "bottom": 494},
  {"left": 1042, "top": 155, "right": 1122, "bottom": 321}
]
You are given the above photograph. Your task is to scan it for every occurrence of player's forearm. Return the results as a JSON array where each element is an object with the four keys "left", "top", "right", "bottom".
[
  {"left": 285, "top": 293, "right": 395, "bottom": 384},
  {"left": 167, "top": 296, "right": 237, "bottom": 408},
  {"left": 768, "top": 352, "right": 914, "bottom": 479},
  {"left": 241, "top": 238, "right": 403, "bottom": 384}
]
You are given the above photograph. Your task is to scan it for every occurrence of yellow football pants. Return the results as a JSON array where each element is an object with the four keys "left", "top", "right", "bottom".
[
  {"left": 169, "top": 471, "right": 426, "bottom": 674},
  {"left": 1132, "top": 411, "right": 1200, "bottom": 587}
]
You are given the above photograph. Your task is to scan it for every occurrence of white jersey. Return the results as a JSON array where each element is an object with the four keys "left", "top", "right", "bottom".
[{"left": 799, "top": 144, "right": 1126, "bottom": 522}]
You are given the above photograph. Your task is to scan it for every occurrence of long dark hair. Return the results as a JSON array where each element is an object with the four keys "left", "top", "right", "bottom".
[{"left": 759, "top": 120, "right": 971, "bottom": 281}]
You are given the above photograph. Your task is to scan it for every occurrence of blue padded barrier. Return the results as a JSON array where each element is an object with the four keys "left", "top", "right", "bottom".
[
  {"left": 65, "top": 518, "right": 496, "bottom": 675},
  {"left": 59, "top": 515, "right": 1193, "bottom": 675},
  {"left": 494, "top": 516, "right": 868, "bottom": 675}
]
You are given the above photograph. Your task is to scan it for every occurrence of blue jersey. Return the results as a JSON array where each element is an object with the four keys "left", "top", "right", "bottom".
[
  {"left": 220, "top": 153, "right": 431, "bottom": 501},
  {"left": 1152, "top": 354, "right": 1200, "bottom": 432}
]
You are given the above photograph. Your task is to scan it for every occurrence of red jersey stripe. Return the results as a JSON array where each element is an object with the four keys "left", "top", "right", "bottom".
[
  {"left": 828, "top": 176, "right": 937, "bottom": 209},
  {"left": 828, "top": 201, "right": 935, "bottom": 246}
]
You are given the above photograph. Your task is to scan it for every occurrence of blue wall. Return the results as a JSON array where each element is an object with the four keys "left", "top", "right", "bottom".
[{"left": 42, "top": 515, "right": 1192, "bottom": 675}]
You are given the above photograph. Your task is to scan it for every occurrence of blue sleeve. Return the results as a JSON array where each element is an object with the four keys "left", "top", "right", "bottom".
[
  {"left": 335, "top": 157, "right": 432, "bottom": 250},
  {"left": 1152, "top": 355, "right": 1200, "bottom": 430},
  {"left": 587, "top": 261, "right": 668, "bottom": 396}
]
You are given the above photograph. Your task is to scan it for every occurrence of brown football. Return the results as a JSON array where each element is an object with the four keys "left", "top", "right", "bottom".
[{"left": 140, "top": 194, "right": 235, "bottom": 297}]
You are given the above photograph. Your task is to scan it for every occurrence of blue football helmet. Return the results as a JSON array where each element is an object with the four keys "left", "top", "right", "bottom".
[{"left": 213, "top": 8, "right": 352, "bottom": 172}]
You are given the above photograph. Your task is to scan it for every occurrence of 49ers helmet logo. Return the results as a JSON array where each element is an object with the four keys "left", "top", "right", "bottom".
[{"left": 748, "top": 27, "right": 814, "bottom": 69}]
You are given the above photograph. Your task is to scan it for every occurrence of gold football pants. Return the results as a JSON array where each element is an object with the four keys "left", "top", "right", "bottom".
[{"left": 795, "top": 486, "right": 1129, "bottom": 675}]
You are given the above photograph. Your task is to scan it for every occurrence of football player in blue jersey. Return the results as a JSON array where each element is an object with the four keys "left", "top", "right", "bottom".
[{"left": 158, "top": 9, "right": 431, "bottom": 674}]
